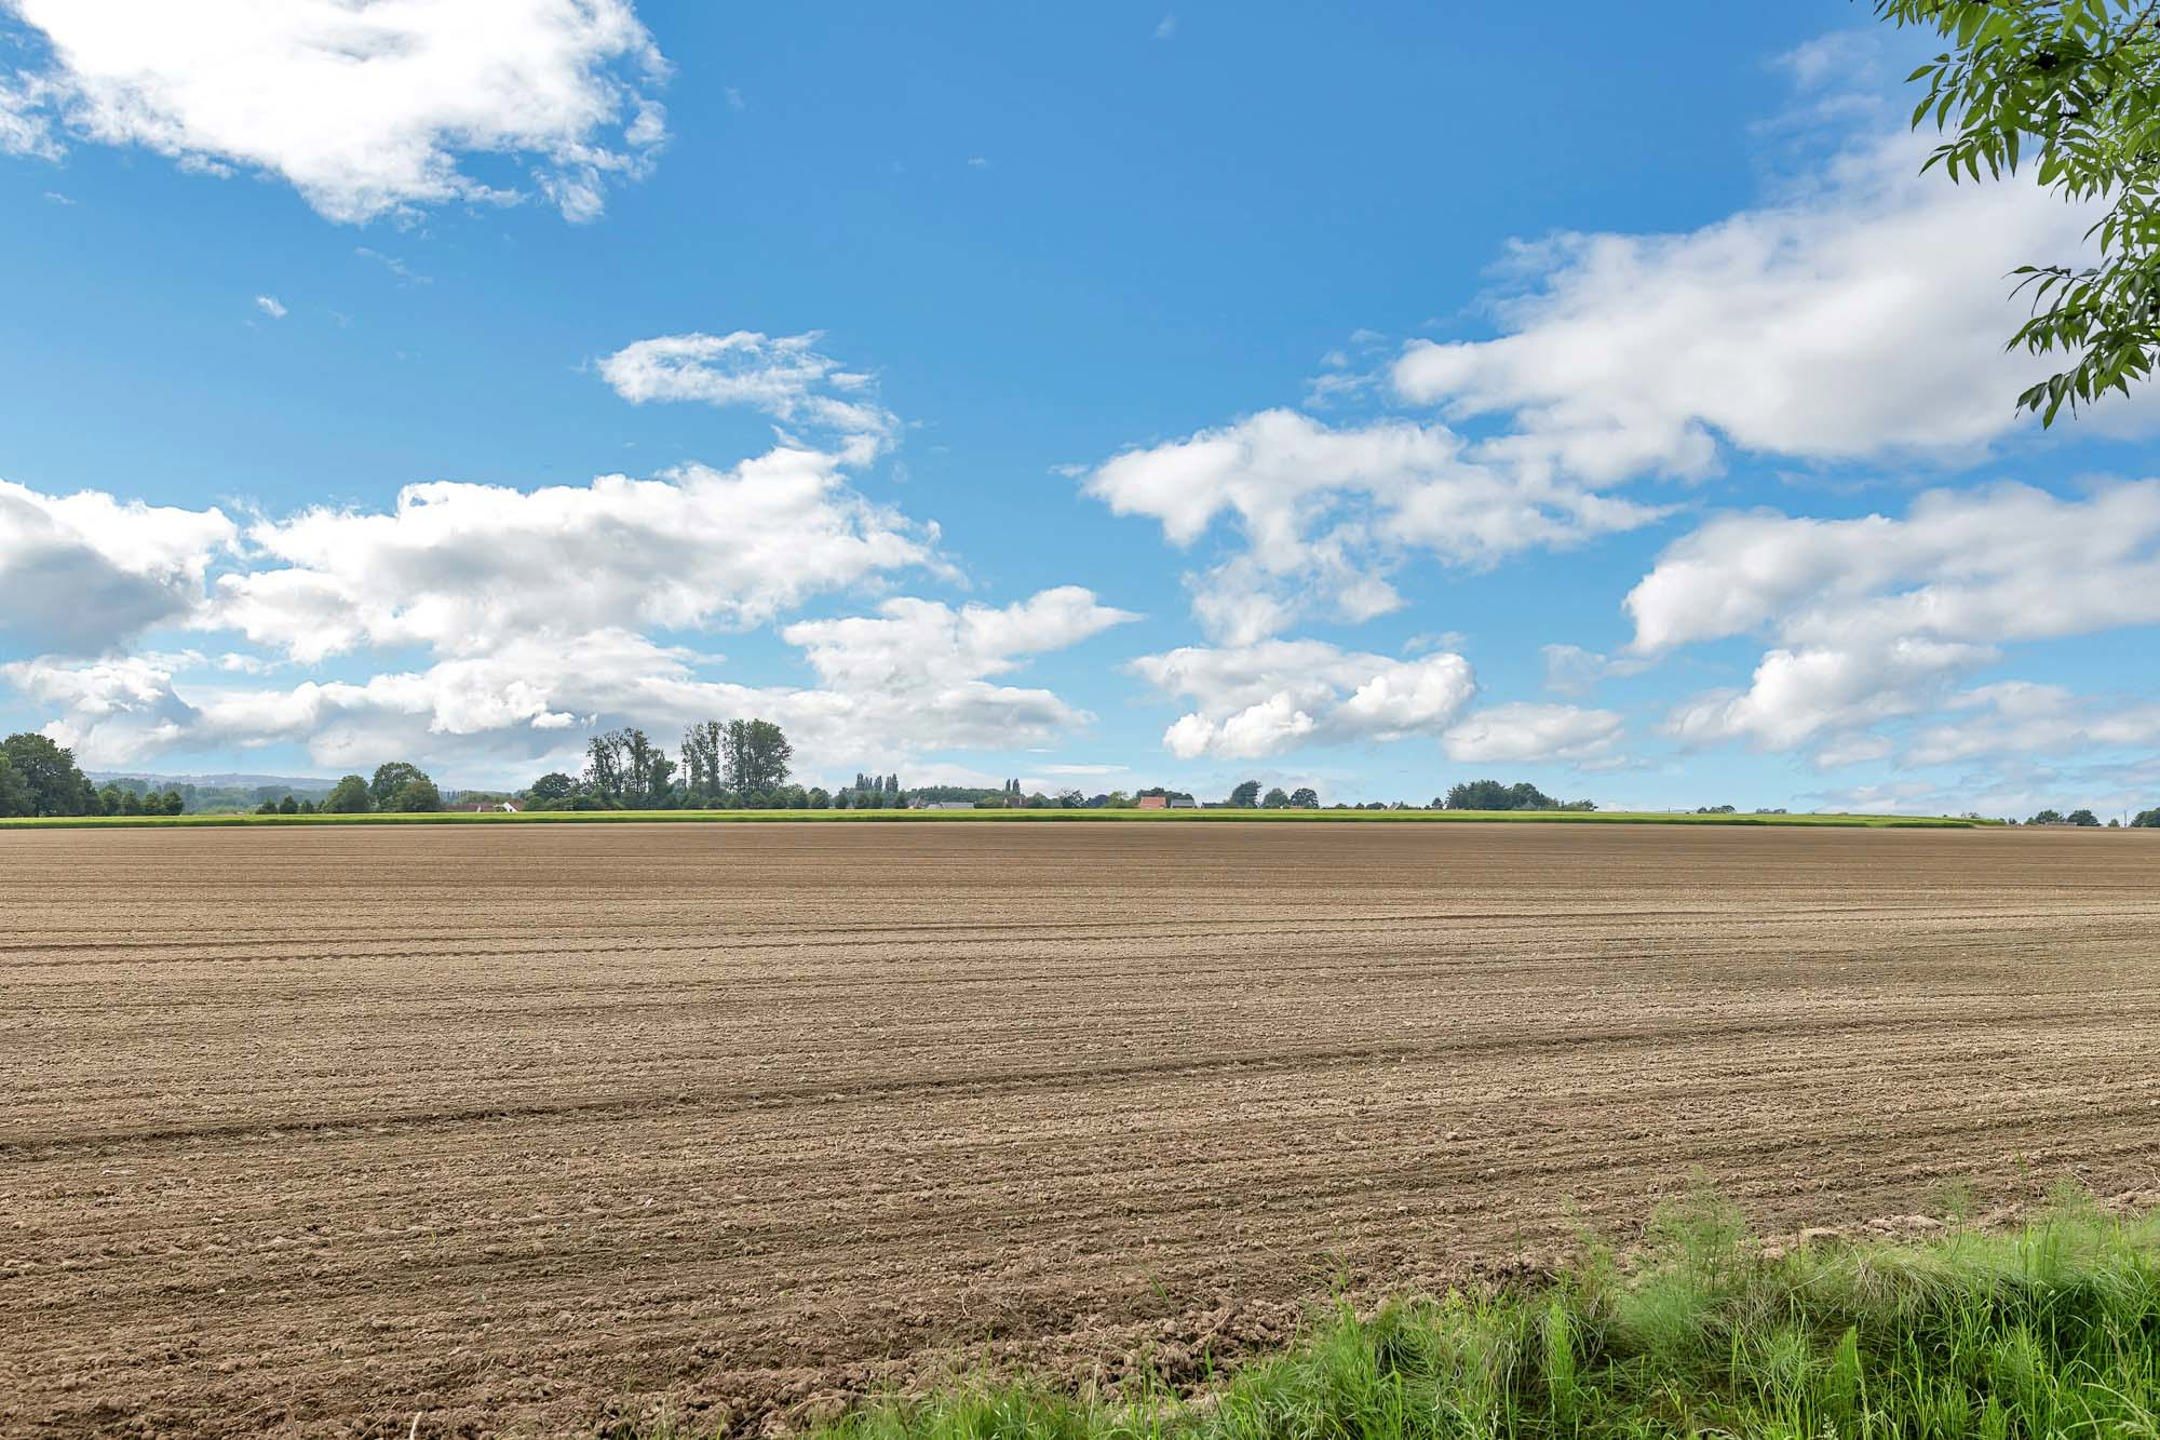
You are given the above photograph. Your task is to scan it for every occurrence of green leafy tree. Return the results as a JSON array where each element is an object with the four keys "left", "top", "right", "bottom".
[
  {"left": 369, "top": 761, "right": 427, "bottom": 810},
  {"left": 723, "top": 719, "right": 793, "bottom": 796},
  {"left": 323, "top": 775, "right": 374, "bottom": 813},
  {"left": 524, "top": 771, "right": 577, "bottom": 805},
  {"left": 721, "top": 723, "right": 752, "bottom": 798},
  {"left": 1290, "top": 786, "right": 1320, "bottom": 808},
  {"left": 0, "top": 752, "right": 31, "bottom": 818},
  {"left": 1445, "top": 779, "right": 1577, "bottom": 812},
  {"left": 2132, "top": 806, "right": 2160, "bottom": 826},
  {"left": 2030, "top": 808, "right": 2066, "bottom": 824},
  {"left": 1229, "top": 779, "right": 1263, "bottom": 807},
  {"left": 681, "top": 721, "right": 724, "bottom": 800},
  {"left": 2067, "top": 807, "right": 2102, "bottom": 826},
  {"left": 387, "top": 776, "right": 443, "bottom": 813},
  {"left": 1878, "top": 0, "right": 2160, "bottom": 420},
  {"left": 1449, "top": 779, "right": 1532, "bottom": 810},
  {"left": 1262, "top": 786, "right": 1291, "bottom": 808},
  {"left": 277, "top": 795, "right": 299, "bottom": 815},
  {"left": 0, "top": 733, "right": 97, "bottom": 816},
  {"left": 583, "top": 733, "right": 627, "bottom": 802},
  {"left": 619, "top": 728, "right": 675, "bottom": 807}
]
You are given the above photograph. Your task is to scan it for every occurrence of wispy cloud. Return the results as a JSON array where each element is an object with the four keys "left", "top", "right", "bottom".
[
  {"left": 354, "top": 247, "right": 430, "bottom": 286},
  {"left": 598, "top": 330, "right": 901, "bottom": 459}
]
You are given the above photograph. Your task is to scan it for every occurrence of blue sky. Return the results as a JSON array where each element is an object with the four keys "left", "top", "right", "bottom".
[{"left": 2, "top": 0, "right": 2158, "bottom": 815}]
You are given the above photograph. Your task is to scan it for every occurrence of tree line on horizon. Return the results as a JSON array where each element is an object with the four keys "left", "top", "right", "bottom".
[
  {"left": 8, "top": 726, "right": 2160, "bottom": 825},
  {"left": 519, "top": 732, "right": 1612, "bottom": 813},
  {"left": 254, "top": 763, "right": 445, "bottom": 816},
  {"left": 2022, "top": 808, "right": 2160, "bottom": 829},
  {"left": 522, "top": 719, "right": 805, "bottom": 810},
  {"left": 0, "top": 734, "right": 181, "bottom": 818}
]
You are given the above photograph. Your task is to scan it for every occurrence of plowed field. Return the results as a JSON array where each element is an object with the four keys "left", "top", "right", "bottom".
[{"left": 3, "top": 822, "right": 2157, "bottom": 1438}]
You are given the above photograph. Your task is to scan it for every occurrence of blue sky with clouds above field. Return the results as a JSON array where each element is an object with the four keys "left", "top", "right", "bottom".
[{"left": 2, "top": 0, "right": 2159, "bottom": 814}]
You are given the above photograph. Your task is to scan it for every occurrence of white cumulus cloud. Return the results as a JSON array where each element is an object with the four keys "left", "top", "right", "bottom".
[
  {"left": 1392, "top": 130, "right": 2128, "bottom": 482},
  {"left": 1628, "top": 482, "right": 2160, "bottom": 755},
  {"left": 1665, "top": 637, "right": 1990, "bottom": 754},
  {"left": 1, "top": 652, "right": 201, "bottom": 763},
  {"left": 1084, "top": 79, "right": 2133, "bottom": 651},
  {"left": 15, "top": 590, "right": 1130, "bottom": 778},
  {"left": 0, "top": 479, "right": 236, "bottom": 655},
  {"left": 1629, "top": 482, "right": 2160, "bottom": 657},
  {"left": 783, "top": 586, "right": 1135, "bottom": 693},
  {"left": 1085, "top": 409, "right": 1662, "bottom": 644},
  {"left": 1442, "top": 702, "right": 1625, "bottom": 765},
  {"left": 1905, "top": 683, "right": 2160, "bottom": 768},
  {"left": 215, "top": 446, "right": 938, "bottom": 662},
  {"left": 1132, "top": 639, "right": 1477, "bottom": 759},
  {"left": 1, "top": 0, "right": 668, "bottom": 223},
  {"left": 0, "top": 317, "right": 1133, "bottom": 782}
]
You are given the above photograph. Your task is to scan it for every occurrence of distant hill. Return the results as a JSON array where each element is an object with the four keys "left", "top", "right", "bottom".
[
  {"left": 91, "top": 771, "right": 338, "bottom": 791},
  {"left": 87, "top": 771, "right": 340, "bottom": 815}
]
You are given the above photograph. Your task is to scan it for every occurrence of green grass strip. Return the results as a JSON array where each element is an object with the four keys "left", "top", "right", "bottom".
[{"left": 638, "top": 1190, "right": 2160, "bottom": 1440}]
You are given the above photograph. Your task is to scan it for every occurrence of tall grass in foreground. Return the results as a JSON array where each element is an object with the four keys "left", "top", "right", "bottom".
[{"left": 755, "top": 1192, "right": 2160, "bottom": 1440}]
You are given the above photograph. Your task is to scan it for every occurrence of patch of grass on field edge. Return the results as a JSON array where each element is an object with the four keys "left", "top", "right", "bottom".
[
  {"left": 635, "top": 1189, "right": 2160, "bottom": 1440},
  {"left": 0, "top": 808, "right": 1999, "bottom": 830}
]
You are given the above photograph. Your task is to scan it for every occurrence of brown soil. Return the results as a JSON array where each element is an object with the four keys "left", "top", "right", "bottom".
[{"left": 2, "top": 822, "right": 2157, "bottom": 1438}]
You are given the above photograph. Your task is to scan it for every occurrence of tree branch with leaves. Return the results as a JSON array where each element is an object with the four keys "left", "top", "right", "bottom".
[{"left": 1880, "top": 0, "right": 2160, "bottom": 421}]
